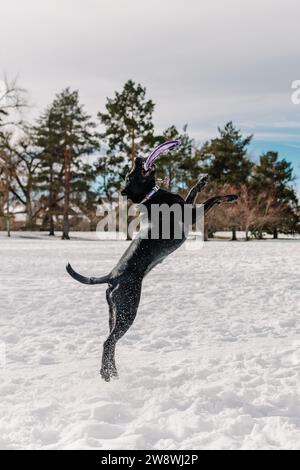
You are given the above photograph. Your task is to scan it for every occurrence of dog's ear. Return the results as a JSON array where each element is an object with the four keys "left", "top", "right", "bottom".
[{"left": 134, "top": 157, "right": 144, "bottom": 169}]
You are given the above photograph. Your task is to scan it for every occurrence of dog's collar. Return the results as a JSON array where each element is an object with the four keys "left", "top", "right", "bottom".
[{"left": 140, "top": 185, "right": 160, "bottom": 204}]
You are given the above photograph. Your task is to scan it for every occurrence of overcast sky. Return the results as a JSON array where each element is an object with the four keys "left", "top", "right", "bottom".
[{"left": 1, "top": 0, "right": 300, "bottom": 184}]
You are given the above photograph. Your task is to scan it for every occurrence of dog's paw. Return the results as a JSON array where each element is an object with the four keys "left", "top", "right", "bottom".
[
  {"left": 100, "top": 365, "right": 118, "bottom": 382},
  {"left": 100, "top": 367, "right": 111, "bottom": 382},
  {"left": 197, "top": 174, "right": 209, "bottom": 189}
]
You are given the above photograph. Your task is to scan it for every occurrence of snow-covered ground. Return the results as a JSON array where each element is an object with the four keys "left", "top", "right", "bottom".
[{"left": 0, "top": 233, "right": 300, "bottom": 450}]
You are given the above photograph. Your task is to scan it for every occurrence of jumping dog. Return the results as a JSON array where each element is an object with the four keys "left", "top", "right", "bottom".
[{"left": 67, "top": 141, "right": 237, "bottom": 381}]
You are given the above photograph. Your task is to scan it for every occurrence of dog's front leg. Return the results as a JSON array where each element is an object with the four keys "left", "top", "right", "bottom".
[
  {"left": 185, "top": 174, "right": 208, "bottom": 205},
  {"left": 203, "top": 195, "right": 238, "bottom": 214},
  {"left": 191, "top": 194, "right": 238, "bottom": 224}
]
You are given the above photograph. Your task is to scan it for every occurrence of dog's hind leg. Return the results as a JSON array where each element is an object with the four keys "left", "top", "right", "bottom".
[
  {"left": 106, "top": 288, "right": 115, "bottom": 333},
  {"left": 185, "top": 174, "right": 208, "bottom": 205},
  {"left": 104, "top": 286, "right": 118, "bottom": 376},
  {"left": 101, "top": 280, "right": 142, "bottom": 382}
]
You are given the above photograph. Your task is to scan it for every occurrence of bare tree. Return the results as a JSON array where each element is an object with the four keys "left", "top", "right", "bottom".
[
  {"left": 0, "top": 76, "right": 27, "bottom": 235},
  {"left": 0, "top": 145, "right": 16, "bottom": 236},
  {"left": 0, "top": 76, "right": 27, "bottom": 131},
  {"left": 2, "top": 129, "right": 43, "bottom": 229}
]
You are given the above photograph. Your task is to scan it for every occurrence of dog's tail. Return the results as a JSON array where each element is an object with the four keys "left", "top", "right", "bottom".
[{"left": 66, "top": 263, "right": 110, "bottom": 285}]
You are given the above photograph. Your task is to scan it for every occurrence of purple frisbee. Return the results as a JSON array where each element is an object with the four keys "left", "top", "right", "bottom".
[{"left": 144, "top": 140, "right": 181, "bottom": 172}]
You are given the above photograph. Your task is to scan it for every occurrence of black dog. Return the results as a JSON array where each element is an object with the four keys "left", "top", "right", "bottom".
[{"left": 67, "top": 157, "right": 237, "bottom": 381}]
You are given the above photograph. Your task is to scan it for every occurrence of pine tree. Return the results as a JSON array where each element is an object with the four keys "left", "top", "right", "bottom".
[
  {"left": 154, "top": 125, "right": 196, "bottom": 193},
  {"left": 198, "top": 122, "right": 253, "bottom": 186},
  {"left": 198, "top": 122, "right": 253, "bottom": 240},
  {"left": 34, "top": 108, "right": 64, "bottom": 235},
  {"left": 251, "top": 151, "right": 299, "bottom": 238},
  {"left": 35, "top": 88, "right": 99, "bottom": 239},
  {"left": 97, "top": 80, "right": 155, "bottom": 198}
]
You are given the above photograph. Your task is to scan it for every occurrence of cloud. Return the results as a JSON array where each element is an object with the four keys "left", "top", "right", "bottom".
[{"left": 1, "top": 0, "right": 300, "bottom": 168}]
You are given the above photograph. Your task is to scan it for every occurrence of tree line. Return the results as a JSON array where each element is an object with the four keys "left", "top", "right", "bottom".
[{"left": 0, "top": 77, "right": 299, "bottom": 240}]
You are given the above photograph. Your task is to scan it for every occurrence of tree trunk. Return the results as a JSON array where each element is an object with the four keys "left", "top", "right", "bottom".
[
  {"left": 204, "top": 225, "right": 209, "bottom": 241},
  {"left": 62, "top": 147, "right": 71, "bottom": 240},
  {"left": 48, "top": 165, "right": 55, "bottom": 236},
  {"left": 232, "top": 227, "right": 237, "bottom": 241},
  {"left": 258, "top": 228, "right": 263, "bottom": 239},
  {"left": 128, "top": 126, "right": 136, "bottom": 236},
  {"left": 6, "top": 216, "right": 11, "bottom": 237},
  {"left": 25, "top": 177, "right": 34, "bottom": 230},
  {"left": 273, "top": 228, "right": 278, "bottom": 239},
  {"left": 126, "top": 205, "right": 132, "bottom": 240},
  {"left": 25, "top": 198, "right": 34, "bottom": 230},
  {"left": 5, "top": 177, "right": 11, "bottom": 237},
  {"left": 130, "top": 128, "right": 136, "bottom": 165},
  {"left": 49, "top": 215, "right": 55, "bottom": 236}
]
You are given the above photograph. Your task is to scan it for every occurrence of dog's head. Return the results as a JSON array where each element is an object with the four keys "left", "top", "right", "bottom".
[{"left": 121, "top": 157, "right": 156, "bottom": 203}]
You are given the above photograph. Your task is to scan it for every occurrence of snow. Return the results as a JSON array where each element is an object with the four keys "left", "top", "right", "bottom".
[{"left": 0, "top": 232, "right": 300, "bottom": 450}]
